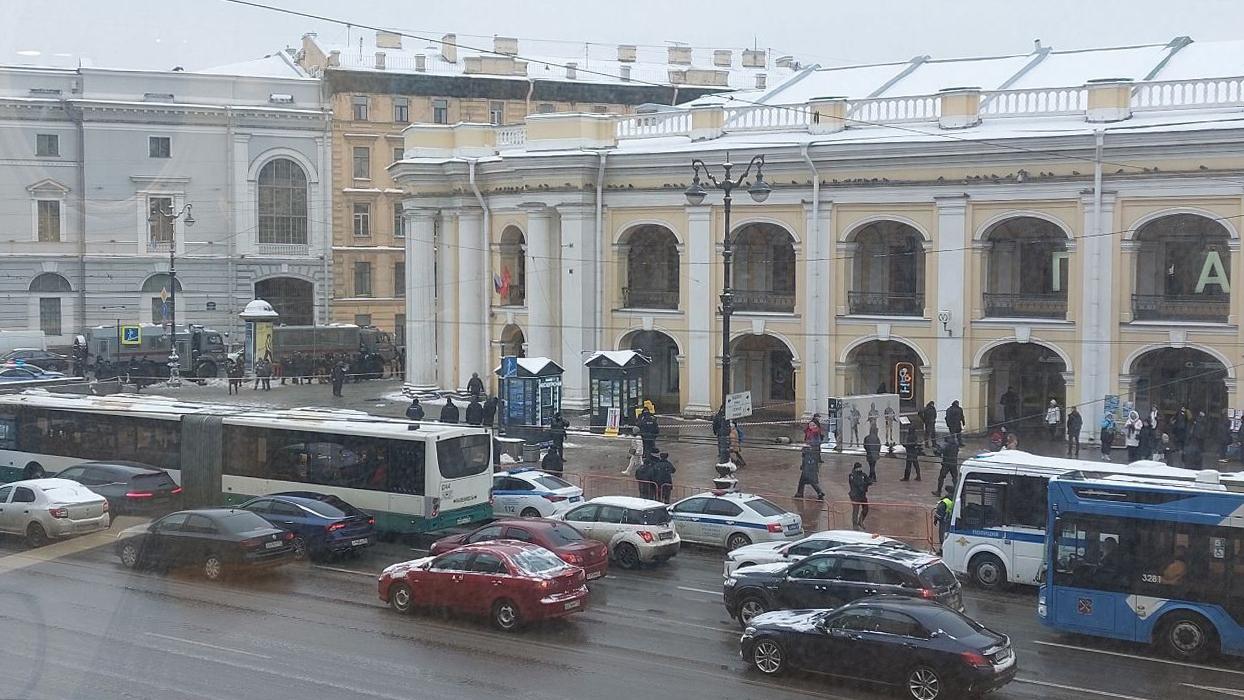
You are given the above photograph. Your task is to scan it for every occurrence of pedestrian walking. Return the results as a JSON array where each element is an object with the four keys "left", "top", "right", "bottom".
[
  {"left": 794, "top": 445, "right": 825, "bottom": 500},
  {"left": 252, "top": 358, "right": 264, "bottom": 390},
  {"left": 439, "top": 397, "right": 460, "bottom": 424},
  {"left": 1100, "top": 414, "right": 1116, "bottom": 461},
  {"left": 804, "top": 414, "right": 823, "bottom": 447},
  {"left": 1000, "top": 386, "right": 1020, "bottom": 427},
  {"left": 653, "top": 451, "right": 676, "bottom": 504},
  {"left": 622, "top": 429, "right": 644, "bottom": 475},
  {"left": 728, "top": 420, "right": 747, "bottom": 468},
  {"left": 1124, "top": 410, "right": 1143, "bottom": 462},
  {"left": 466, "top": 372, "right": 485, "bottom": 401},
  {"left": 541, "top": 447, "right": 565, "bottom": 475},
  {"left": 637, "top": 408, "right": 660, "bottom": 455},
  {"left": 932, "top": 435, "right": 960, "bottom": 496},
  {"left": 863, "top": 425, "right": 882, "bottom": 482},
  {"left": 330, "top": 361, "right": 346, "bottom": 397},
  {"left": 1066, "top": 407, "right": 1082, "bottom": 458},
  {"left": 406, "top": 397, "right": 425, "bottom": 421},
  {"left": 933, "top": 485, "right": 955, "bottom": 552},
  {"left": 1140, "top": 419, "right": 1158, "bottom": 461},
  {"left": 1044, "top": 399, "right": 1062, "bottom": 442},
  {"left": 635, "top": 452, "right": 656, "bottom": 500},
  {"left": 945, "top": 400, "right": 964, "bottom": 447},
  {"left": 481, "top": 396, "right": 498, "bottom": 428},
  {"left": 920, "top": 401, "right": 937, "bottom": 447},
  {"left": 848, "top": 462, "right": 872, "bottom": 530},
  {"left": 227, "top": 357, "right": 243, "bottom": 395},
  {"left": 549, "top": 412, "right": 569, "bottom": 457},
  {"left": 465, "top": 397, "right": 484, "bottom": 426},
  {"left": 901, "top": 426, "right": 922, "bottom": 481}
]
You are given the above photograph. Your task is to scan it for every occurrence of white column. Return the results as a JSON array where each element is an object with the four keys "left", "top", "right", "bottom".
[
  {"left": 802, "top": 199, "right": 832, "bottom": 417},
  {"left": 404, "top": 207, "right": 438, "bottom": 390},
  {"left": 437, "top": 210, "right": 459, "bottom": 391},
  {"left": 457, "top": 208, "right": 487, "bottom": 391},
  {"left": 1078, "top": 192, "right": 1116, "bottom": 443},
  {"left": 521, "top": 203, "right": 559, "bottom": 361},
  {"left": 934, "top": 195, "right": 969, "bottom": 429},
  {"left": 556, "top": 204, "right": 596, "bottom": 410},
  {"left": 685, "top": 206, "right": 713, "bottom": 415}
]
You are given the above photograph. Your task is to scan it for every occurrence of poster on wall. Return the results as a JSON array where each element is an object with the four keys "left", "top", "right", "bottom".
[
  {"left": 835, "top": 393, "right": 901, "bottom": 447},
  {"left": 894, "top": 362, "right": 916, "bottom": 401}
]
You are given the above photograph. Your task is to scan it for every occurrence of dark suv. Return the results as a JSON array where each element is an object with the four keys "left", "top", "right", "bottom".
[
  {"left": 55, "top": 461, "right": 182, "bottom": 515},
  {"left": 2, "top": 349, "right": 68, "bottom": 372},
  {"left": 723, "top": 544, "right": 963, "bottom": 626}
]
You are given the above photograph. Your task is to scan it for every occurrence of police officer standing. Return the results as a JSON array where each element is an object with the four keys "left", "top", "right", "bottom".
[
  {"left": 329, "top": 361, "right": 346, "bottom": 397},
  {"left": 406, "top": 397, "right": 425, "bottom": 421},
  {"left": 549, "top": 412, "right": 570, "bottom": 458},
  {"left": 652, "top": 451, "right": 676, "bottom": 504},
  {"left": 933, "top": 485, "right": 955, "bottom": 553},
  {"left": 901, "top": 425, "right": 922, "bottom": 481},
  {"left": 932, "top": 435, "right": 960, "bottom": 496}
]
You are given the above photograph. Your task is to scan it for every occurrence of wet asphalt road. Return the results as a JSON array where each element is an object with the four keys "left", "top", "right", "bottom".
[{"left": 0, "top": 529, "right": 1243, "bottom": 700}]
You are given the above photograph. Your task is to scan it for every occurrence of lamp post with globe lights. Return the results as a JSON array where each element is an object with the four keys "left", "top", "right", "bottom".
[{"left": 147, "top": 202, "right": 195, "bottom": 385}]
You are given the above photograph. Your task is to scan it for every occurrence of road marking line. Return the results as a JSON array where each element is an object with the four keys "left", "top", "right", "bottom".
[
  {"left": 1183, "top": 684, "right": 1244, "bottom": 698},
  {"left": 1033, "top": 640, "right": 1244, "bottom": 676},
  {"left": 676, "top": 585, "right": 719, "bottom": 596},
  {"left": 145, "top": 632, "right": 272, "bottom": 659},
  {"left": 312, "top": 565, "right": 377, "bottom": 577},
  {"left": 1015, "top": 678, "right": 1152, "bottom": 700}
]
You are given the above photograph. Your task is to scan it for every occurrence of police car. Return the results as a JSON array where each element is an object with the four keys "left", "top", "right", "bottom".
[
  {"left": 669, "top": 491, "right": 802, "bottom": 551},
  {"left": 722, "top": 529, "right": 912, "bottom": 576},
  {"left": 491, "top": 468, "right": 584, "bottom": 518}
]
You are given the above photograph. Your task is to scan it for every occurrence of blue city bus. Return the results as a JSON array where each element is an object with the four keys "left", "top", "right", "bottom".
[{"left": 1038, "top": 472, "right": 1244, "bottom": 660}]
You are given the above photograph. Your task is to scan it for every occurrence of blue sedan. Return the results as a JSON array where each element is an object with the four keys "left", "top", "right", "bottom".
[{"left": 237, "top": 494, "right": 375, "bottom": 561}]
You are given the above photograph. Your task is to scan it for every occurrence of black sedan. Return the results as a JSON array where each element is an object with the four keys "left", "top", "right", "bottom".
[
  {"left": 115, "top": 508, "right": 296, "bottom": 580},
  {"left": 238, "top": 494, "right": 375, "bottom": 561},
  {"left": 740, "top": 597, "right": 1016, "bottom": 699},
  {"left": 55, "top": 461, "right": 182, "bottom": 515}
]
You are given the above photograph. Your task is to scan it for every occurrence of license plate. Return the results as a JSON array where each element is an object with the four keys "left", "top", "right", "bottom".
[
  {"left": 658, "top": 531, "right": 674, "bottom": 540},
  {"left": 265, "top": 541, "right": 282, "bottom": 550},
  {"left": 570, "top": 496, "right": 581, "bottom": 503},
  {"left": 587, "top": 570, "right": 603, "bottom": 580},
  {"left": 564, "top": 599, "right": 581, "bottom": 610},
  {"left": 350, "top": 538, "right": 369, "bottom": 547}
]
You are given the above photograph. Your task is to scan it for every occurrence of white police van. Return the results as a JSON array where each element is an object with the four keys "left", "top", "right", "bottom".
[{"left": 491, "top": 468, "right": 584, "bottom": 518}]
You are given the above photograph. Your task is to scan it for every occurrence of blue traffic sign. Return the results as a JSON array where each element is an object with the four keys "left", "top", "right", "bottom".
[
  {"left": 501, "top": 355, "right": 518, "bottom": 378},
  {"left": 120, "top": 325, "right": 141, "bottom": 345}
]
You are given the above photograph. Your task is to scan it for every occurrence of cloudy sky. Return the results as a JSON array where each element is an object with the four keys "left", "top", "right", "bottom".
[{"left": 3, "top": 0, "right": 1244, "bottom": 71}]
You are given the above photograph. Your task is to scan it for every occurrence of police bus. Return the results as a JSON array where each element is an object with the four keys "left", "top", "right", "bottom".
[
  {"left": 940, "top": 450, "right": 1227, "bottom": 590},
  {"left": 1040, "top": 471, "right": 1244, "bottom": 660},
  {"left": 0, "top": 390, "right": 492, "bottom": 534}
]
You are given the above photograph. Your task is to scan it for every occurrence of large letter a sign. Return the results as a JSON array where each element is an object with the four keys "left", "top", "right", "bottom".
[{"left": 1196, "top": 251, "right": 1230, "bottom": 294}]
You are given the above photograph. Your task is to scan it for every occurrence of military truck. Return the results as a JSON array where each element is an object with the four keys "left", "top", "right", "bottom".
[
  {"left": 270, "top": 324, "right": 396, "bottom": 380},
  {"left": 86, "top": 324, "right": 228, "bottom": 380}
]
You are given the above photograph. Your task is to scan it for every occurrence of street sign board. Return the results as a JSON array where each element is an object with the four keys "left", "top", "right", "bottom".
[
  {"left": 501, "top": 355, "right": 518, "bottom": 379},
  {"left": 894, "top": 361, "right": 916, "bottom": 400},
  {"left": 725, "top": 391, "right": 753, "bottom": 420},
  {"left": 604, "top": 407, "right": 621, "bottom": 437},
  {"left": 120, "top": 325, "right": 141, "bottom": 346}
]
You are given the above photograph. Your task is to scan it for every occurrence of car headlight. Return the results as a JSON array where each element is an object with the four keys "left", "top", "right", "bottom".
[{"left": 741, "top": 626, "right": 757, "bottom": 639}]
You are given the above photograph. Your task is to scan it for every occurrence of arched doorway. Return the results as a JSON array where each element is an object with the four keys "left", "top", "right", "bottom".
[
  {"left": 731, "top": 334, "right": 795, "bottom": 419},
  {"left": 255, "top": 277, "right": 314, "bottom": 326},
  {"left": 1130, "top": 347, "right": 1227, "bottom": 429},
  {"left": 622, "top": 330, "right": 680, "bottom": 413},
  {"left": 981, "top": 342, "right": 1066, "bottom": 431},
  {"left": 141, "top": 273, "right": 184, "bottom": 325},
  {"left": 1133, "top": 214, "right": 1231, "bottom": 322},
  {"left": 848, "top": 221, "right": 925, "bottom": 316},
  {"left": 499, "top": 323, "right": 526, "bottom": 359},
  {"left": 497, "top": 226, "right": 526, "bottom": 307},
  {"left": 30, "top": 273, "right": 73, "bottom": 338},
  {"left": 619, "top": 225, "right": 679, "bottom": 309},
  {"left": 982, "top": 216, "right": 1069, "bottom": 318},
  {"left": 732, "top": 223, "right": 796, "bottom": 312},
  {"left": 845, "top": 340, "right": 924, "bottom": 411}
]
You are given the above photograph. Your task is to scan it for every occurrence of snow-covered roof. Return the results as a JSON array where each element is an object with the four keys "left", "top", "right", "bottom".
[
  {"left": 310, "top": 33, "right": 795, "bottom": 90},
  {"left": 198, "top": 52, "right": 308, "bottom": 79},
  {"left": 493, "top": 356, "right": 564, "bottom": 377},
  {"left": 584, "top": 350, "right": 651, "bottom": 368}
]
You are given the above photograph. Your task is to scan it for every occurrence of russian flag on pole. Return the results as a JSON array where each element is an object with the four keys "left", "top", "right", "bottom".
[{"left": 494, "top": 266, "right": 511, "bottom": 298}]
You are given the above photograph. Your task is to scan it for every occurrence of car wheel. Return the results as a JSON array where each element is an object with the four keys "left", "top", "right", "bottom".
[
  {"left": 906, "top": 665, "right": 945, "bottom": 700},
  {"left": 23, "top": 462, "right": 45, "bottom": 479},
  {"left": 119, "top": 542, "right": 140, "bottom": 569},
  {"left": 751, "top": 638, "right": 785, "bottom": 674},
  {"left": 737, "top": 561, "right": 757, "bottom": 569},
  {"left": 491, "top": 598, "right": 522, "bottom": 632},
  {"left": 291, "top": 536, "right": 309, "bottom": 561},
  {"left": 969, "top": 553, "right": 1008, "bottom": 591},
  {"left": 1159, "top": 612, "right": 1217, "bottom": 660},
  {"left": 520, "top": 507, "right": 542, "bottom": 518},
  {"left": 202, "top": 553, "right": 225, "bottom": 581},
  {"left": 389, "top": 582, "right": 414, "bottom": 614},
  {"left": 726, "top": 533, "right": 752, "bottom": 551},
  {"left": 25, "top": 523, "right": 50, "bottom": 548},
  {"left": 614, "top": 542, "right": 641, "bottom": 570},
  {"left": 737, "top": 595, "right": 768, "bottom": 626}
]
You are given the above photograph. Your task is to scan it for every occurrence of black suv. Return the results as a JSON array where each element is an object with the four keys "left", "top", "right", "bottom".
[
  {"left": 723, "top": 544, "right": 963, "bottom": 626},
  {"left": 55, "top": 461, "right": 182, "bottom": 515}
]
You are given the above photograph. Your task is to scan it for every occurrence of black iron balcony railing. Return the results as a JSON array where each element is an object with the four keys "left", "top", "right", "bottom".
[
  {"left": 1132, "top": 293, "right": 1229, "bottom": 322},
  {"left": 982, "top": 292, "right": 1068, "bottom": 319},
  {"left": 621, "top": 287, "right": 679, "bottom": 310},
  {"left": 847, "top": 291, "right": 925, "bottom": 316},
  {"left": 733, "top": 288, "right": 796, "bottom": 313}
]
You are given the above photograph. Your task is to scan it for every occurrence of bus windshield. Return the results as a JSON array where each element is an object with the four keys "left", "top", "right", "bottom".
[{"left": 437, "top": 434, "right": 490, "bottom": 479}]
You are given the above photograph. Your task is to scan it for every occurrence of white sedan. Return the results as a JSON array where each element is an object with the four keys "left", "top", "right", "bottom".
[
  {"left": 491, "top": 468, "right": 584, "bottom": 518},
  {"left": 669, "top": 491, "right": 802, "bottom": 551},
  {"left": 0, "top": 478, "right": 110, "bottom": 547},
  {"left": 723, "top": 529, "right": 912, "bottom": 576}
]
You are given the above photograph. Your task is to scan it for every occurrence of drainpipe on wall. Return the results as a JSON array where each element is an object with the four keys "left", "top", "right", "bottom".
[
  {"left": 801, "top": 142, "right": 821, "bottom": 416},
  {"left": 1090, "top": 129, "right": 1105, "bottom": 440},
  {"left": 321, "top": 107, "right": 333, "bottom": 324},
  {"left": 525, "top": 78, "right": 535, "bottom": 115},
  {"left": 467, "top": 158, "right": 491, "bottom": 374},
  {"left": 225, "top": 106, "right": 236, "bottom": 336},
  {"left": 70, "top": 101, "right": 87, "bottom": 334},
  {"left": 595, "top": 150, "right": 607, "bottom": 352}
]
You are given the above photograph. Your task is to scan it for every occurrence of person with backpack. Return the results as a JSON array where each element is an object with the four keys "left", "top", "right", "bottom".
[
  {"left": 933, "top": 485, "right": 955, "bottom": 552},
  {"left": 848, "top": 462, "right": 872, "bottom": 530}
]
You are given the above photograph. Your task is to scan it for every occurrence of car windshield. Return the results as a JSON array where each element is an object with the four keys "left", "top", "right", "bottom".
[
  {"left": 918, "top": 562, "right": 958, "bottom": 589},
  {"left": 543, "top": 523, "right": 586, "bottom": 545},
  {"left": 746, "top": 498, "right": 786, "bottom": 517},
  {"left": 509, "top": 547, "right": 568, "bottom": 576},
  {"left": 218, "top": 511, "right": 274, "bottom": 534},
  {"left": 130, "top": 472, "right": 176, "bottom": 489},
  {"left": 534, "top": 475, "right": 574, "bottom": 490},
  {"left": 626, "top": 507, "right": 672, "bottom": 525}
]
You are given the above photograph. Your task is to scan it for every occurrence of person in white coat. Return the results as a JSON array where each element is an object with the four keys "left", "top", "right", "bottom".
[
  {"left": 621, "top": 430, "right": 645, "bottom": 475},
  {"left": 1124, "top": 410, "right": 1144, "bottom": 462},
  {"left": 1044, "top": 399, "right": 1062, "bottom": 442}
]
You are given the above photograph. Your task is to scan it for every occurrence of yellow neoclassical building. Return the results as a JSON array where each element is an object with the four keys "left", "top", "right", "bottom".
[{"left": 392, "top": 37, "right": 1244, "bottom": 442}]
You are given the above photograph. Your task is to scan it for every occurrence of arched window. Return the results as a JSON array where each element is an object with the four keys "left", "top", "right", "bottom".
[
  {"left": 29, "top": 273, "right": 72, "bottom": 293},
  {"left": 1133, "top": 214, "right": 1231, "bottom": 322},
  {"left": 29, "top": 273, "right": 72, "bottom": 337},
  {"left": 733, "top": 224, "right": 796, "bottom": 312},
  {"left": 258, "top": 158, "right": 308, "bottom": 245},
  {"left": 848, "top": 221, "right": 925, "bottom": 316},
  {"left": 983, "top": 217, "right": 1069, "bottom": 318},
  {"left": 621, "top": 225, "right": 679, "bottom": 309}
]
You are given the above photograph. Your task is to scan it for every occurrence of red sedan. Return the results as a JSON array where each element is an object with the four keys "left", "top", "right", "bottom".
[
  {"left": 378, "top": 541, "right": 589, "bottom": 631},
  {"left": 430, "top": 518, "right": 609, "bottom": 581}
]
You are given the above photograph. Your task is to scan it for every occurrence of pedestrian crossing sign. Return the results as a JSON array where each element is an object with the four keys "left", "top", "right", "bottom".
[{"left": 120, "top": 325, "right": 141, "bottom": 345}]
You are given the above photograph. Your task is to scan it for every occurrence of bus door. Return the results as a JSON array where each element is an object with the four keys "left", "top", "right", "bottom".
[{"left": 955, "top": 474, "right": 1013, "bottom": 577}]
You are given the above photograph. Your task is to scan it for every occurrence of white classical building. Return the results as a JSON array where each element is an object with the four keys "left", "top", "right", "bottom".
[{"left": 0, "top": 53, "right": 332, "bottom": 345}]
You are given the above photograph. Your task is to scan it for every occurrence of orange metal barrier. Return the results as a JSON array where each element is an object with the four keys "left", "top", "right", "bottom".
[{"left": 825, "top": 500, "right": 936, "bottom": 551}]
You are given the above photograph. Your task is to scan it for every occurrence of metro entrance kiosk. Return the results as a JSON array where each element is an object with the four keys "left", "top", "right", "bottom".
[
  {"left": 495, "top": 356, "right": 563, "bottom": 443},
  {"left": 584, "top": 350, "right": 651, "bottom": 432}
]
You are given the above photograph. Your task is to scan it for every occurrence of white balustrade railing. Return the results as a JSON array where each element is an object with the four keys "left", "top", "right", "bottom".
[
  {"left": 847, "top": 95, "right": 939, "bottom": 124},
  {"left": 615, "top": 111, "right": 691, "bottom": 138},
  {"left": 496, "top": 125, "right": 527, "bottom": 150},
  {"left": 1132, "top": 77, "right": 1244, "bottom": 112},
  {"left": 724, "top": 104, "right": 812, "bottom": 131},
  {"left": 981, "top": 86, "right": 1087, "bottom": 117}
]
